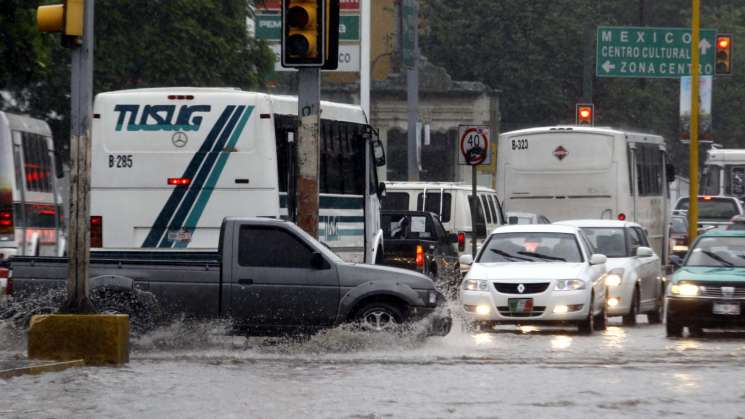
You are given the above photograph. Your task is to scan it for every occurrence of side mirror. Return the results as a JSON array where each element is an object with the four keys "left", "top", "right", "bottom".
[
  {"left": 377, "top": 182, "right": 386, "bottom": 198},
  {"left": 448, "top": 233, "right": 458, "bottom": 243},
  {"left": 311, "top": 252, "right": 328, "bottom": 270},
  {"left": 508, "top": 216, "right": 519, "bottom": 225},
  {"left": 459, "top": 254, "right": 474, "bottom": 266},
  {"left": 590, "top": 254, "right": 607, "bottom": 265},
  {"left": 666, "top": 163, "right": 676, "bottom": 183},
  {"left": 372, "top": 139, "right": 386, "bottom": 167},
  {"left": 636, "top": 246, "right": 653, "bottom": 257}
]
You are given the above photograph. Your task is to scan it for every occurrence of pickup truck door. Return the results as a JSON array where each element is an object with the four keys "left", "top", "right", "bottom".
[{"left": 228, "top": 224, "right": 339, "bottom": 328}]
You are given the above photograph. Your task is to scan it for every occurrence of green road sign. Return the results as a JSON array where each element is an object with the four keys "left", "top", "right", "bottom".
[
  {"left": 255, "top": 14, "right": 359, "bottom": 41},
  {"left": 596, "top": 26, "right": 717, "bottom": 78}
]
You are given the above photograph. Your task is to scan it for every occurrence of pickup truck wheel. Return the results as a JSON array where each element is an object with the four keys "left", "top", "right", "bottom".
[
  {"left": 91, "top": 289, "right": 162, "bottom": 335},
  {"left": 354, "top": 302, "right": 405, "bottom": 332}
]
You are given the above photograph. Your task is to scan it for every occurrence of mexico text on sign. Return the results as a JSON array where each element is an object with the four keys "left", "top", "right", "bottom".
[{"left": 596, "top": 26, "right": 717, "bottom": 78}]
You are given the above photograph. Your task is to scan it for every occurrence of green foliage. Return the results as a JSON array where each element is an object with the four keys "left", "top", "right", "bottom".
[
  {"left": 1, "top": 0, "right": 274, "bottom": 160},
  {"left": 421, "top": 0, "right": 745, "bottom": 175}
]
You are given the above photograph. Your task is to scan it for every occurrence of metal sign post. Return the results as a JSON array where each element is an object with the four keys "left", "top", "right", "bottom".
[
  {"left": 62, "top": 0, "right": 95, "bottom": 313},
  {"left": 296, "top": 68, "right": 321, "bottom": 238},
  {"left": 458, "top": 125, "right": 491, "bottom": 257},
  {"left": 688, "top": 1, "right": 701, "bottom": 242}
]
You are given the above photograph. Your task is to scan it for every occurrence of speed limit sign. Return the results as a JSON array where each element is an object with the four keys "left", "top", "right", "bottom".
[{"left": 458, "top": 125, "right": 491, "bottom": 166}]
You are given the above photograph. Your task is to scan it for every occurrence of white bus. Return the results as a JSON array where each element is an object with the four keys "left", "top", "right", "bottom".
[
  {"left": 497, "top": 126, "right": 672, "bottom": 262},
  {"left": 91, "top": 88, "right": 385, "bottom": 263},
  {"left": 701, "top": 148, "right": 745, "bottom": 198},
  {"left": 0, "top": 112, "right": 64, "bottom": 259}
]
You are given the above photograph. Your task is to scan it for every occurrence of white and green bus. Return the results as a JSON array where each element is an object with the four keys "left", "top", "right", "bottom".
[{"left": 91, "top": 88, "right": 386, "bottom": 263}]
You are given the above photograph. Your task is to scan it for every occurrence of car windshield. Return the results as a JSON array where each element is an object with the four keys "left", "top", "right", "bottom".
[
  {"left": 478, "top": 232, "right": 583, "bottom": 263},
  {"left": 670, "top": 217, "right": 688, "bottom": 234},
  {"left": 686, "top": 236, "right": 745, "bottom": 268},
  {"left": 675, "top": 197, "right": 740, "bottom": 221},
  {"left": 579, "top": 227, "right": 628, "bottom": 258}
]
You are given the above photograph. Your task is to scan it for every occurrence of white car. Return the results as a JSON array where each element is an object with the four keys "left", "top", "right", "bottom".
[
  {"left": 459, "top": 225, "right": 608, "bottom": 334},
  {"left": 556, "top": 220, "right": 664, "bottom": 325},
  {"left": 506, "top": 211, "right": 551, "bottom": 225}
]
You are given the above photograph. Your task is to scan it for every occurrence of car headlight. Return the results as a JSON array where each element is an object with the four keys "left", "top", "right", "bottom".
[
  {"left": 554, "top": 279, "right": 585, "bottom": 291},
  {"left": 671, "top": 283, "right": 700, "bottom": 297},
  {"left": 604, "top": 268, "right": 624, "bottom": 287},
  {"left": 463, "top": 279, "right": 489, "bottom": 291}
]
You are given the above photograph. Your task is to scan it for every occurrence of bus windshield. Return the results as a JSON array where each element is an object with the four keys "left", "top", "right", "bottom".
[{"left": 700, "top": 165, "right": 721, "bottom": 196}]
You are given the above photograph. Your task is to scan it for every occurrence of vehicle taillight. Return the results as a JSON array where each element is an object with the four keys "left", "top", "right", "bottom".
[
  {"left": 90, "top": 216, "right": 103, "bottom": 248},
  {"left": 458, "top": 231, "right": 465, "bottom": 252},
  {"left": 0, "top": 209, "right": 13, "bottom": 235},
  {"left": 416, "top": 245, "right": 425, "bottom": 268},
  {"left": 168, "top": 177, "right": 191, "bottom": 186},
  {"left": 617, "top": 213, "right": 626, "bottom": 221},
  {"left": 1, "top": 268, "right": 10, "bottom": 296}
]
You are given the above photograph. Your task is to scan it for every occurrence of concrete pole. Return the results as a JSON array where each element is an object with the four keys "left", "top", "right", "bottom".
[
  {"left": 62, "top": 0, "right": 95, "bottom": 313},
  {"left": 688, "top": 0, "right": 700, "bottom": 241},
  {"left": 296, "top": 68, "right": 321, "bottom": 238},
  {"left": 360, "top": 0, "right": 371, "bottom": 117},
  {"left": 406, "top": 0, "right": 419, "bottom": 181}
]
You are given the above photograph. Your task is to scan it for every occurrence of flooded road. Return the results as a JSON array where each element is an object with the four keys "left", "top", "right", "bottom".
[{"left": 3, "top": 317, "right": 745, "bottom": 418}]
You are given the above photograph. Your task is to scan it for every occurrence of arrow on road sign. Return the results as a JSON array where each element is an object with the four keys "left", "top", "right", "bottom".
[
  {"left": 602, "top": 60, "right": 616, "bottom": 73},
  {"left": 699, "top": 38, "right": 712, "bottom": 55}
]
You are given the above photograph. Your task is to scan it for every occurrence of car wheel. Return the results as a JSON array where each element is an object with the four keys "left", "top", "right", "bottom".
[
  {"left": 594, "top": 297, "right": 608, "bottom": 331},
  {"left": 354, "top": 302, "right": 405, "bottom": 332},
  {"left": 688, "top": 325, "right": 704, "bottom": 337},
  {"left": 665, "top": 311, "right": 683, "bottom": 338},
  {"left": 622, "top": 287, "right": 639, "bottom": 326},
  {"left": 577, "top": 296, "right": 594, "bottom": 335},
  {"left": 647, "top": 297, "right": 663, "bottom": 324}
]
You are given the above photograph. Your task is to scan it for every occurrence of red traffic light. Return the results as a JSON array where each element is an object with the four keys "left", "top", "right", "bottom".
[
  {"left": 716, "top": 34, "right": 733, "bottom": 75},
  {"left": 576, "top": 103, "right": 594, "bottom": 126},
  {"left": 718, "top": 36, "right": 731, "bottom": 49}
]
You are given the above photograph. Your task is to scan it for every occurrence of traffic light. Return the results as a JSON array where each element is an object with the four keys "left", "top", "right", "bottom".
[
  {"left": 716, "top": 34, "right": 733, "bottom": 75},
  {"left": 36, "top": 0, "right": 84, "bottom": 47},
  {"left": 282, "top": 0, "right": 325, "bottom": 67},
  {"left": 576, "top": 103, "right": 594, "bottom": 126}
]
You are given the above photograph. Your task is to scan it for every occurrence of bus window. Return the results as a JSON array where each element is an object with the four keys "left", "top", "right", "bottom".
[
  {"left": 20, "top": 132, "right": 53, "bottom": 193},
  {"left": 701, "top": 165, "right": 721, "bottom": 196},
  {"left": 729, "top": 166, "right": 745, "bottom": 196},
  {"left": 467, "top": 195, "right": 487, "bottom": 238},
  {"left": 634, "top": 143, "right": 663, "bottom": 196},
  {"left": 416, "top": 192, "right": 452, "bottom": 222}
]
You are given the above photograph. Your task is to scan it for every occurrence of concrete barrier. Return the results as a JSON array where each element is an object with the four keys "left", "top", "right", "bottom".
[{"left": 27, "top": 314, "right": 129, "bottom": 365}]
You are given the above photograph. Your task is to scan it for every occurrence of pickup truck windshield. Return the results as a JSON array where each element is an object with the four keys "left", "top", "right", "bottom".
[
  {"left": 686, "top": 237, "right": 745, "bottom": 268},
  {"left": 676, "top": 197, "right": 740, "bottom": 221},
  {"left": 478, "top": 232, "right": 583, "bottom": 263},
  {"left": 579, "top": 227, "right": 628, "bottom": 258}
]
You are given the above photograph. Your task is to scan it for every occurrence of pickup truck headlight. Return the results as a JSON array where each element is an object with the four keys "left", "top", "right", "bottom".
[
  {"left": 463, "top": 279, "right": 489, "bottom": 291},
  {"left": 554, "top": 279, "right": 585, "bottom": 291},
  {"left": 604, "top": 268, "right": 624, "bottom": 287},
  {"left": 671, "top": 283, "right": 700, "bottom": 297}
]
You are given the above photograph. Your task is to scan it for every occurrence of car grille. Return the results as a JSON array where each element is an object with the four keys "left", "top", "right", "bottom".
[
  {"left": 497, "top": 306, "right": 546, "bottom": 317},
  {"left": 493, "top": 282, "right": 550, "bottom": 294},
  {"left": 696, "top": 282, "right": 745, "bottom": 298}
]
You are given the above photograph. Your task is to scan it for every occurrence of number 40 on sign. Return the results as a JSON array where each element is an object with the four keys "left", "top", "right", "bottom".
[{"left": 458, "top": 125, "right": 491, "bottom": 166}]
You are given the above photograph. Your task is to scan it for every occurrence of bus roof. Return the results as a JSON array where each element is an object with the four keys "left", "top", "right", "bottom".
[
  {"left": 95, "top": 87, "right": 368, "bottom": 125},
  {"left": 0, "top": 112, "right": 52, "bottom": 137},
  {"left": 706, "top": 149, "right": 745, "bottom": 163},
  {"left": 500, "top": 126, "right": 664, "bottom": 144}
]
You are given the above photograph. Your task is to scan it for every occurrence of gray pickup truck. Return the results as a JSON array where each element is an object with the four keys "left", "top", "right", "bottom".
[{"left": 1, "top": 218, "right": 451, "bottom": 336}]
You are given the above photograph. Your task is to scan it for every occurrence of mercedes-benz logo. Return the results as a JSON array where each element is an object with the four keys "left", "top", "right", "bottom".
[
  {"left": 172, "top": 132, "right": 188, "bottom": 148},
  {"left": 517, "top": 284, "right": 525, "bottom": 294}
]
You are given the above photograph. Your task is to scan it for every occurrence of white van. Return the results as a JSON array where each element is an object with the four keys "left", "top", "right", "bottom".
[{"left": 382, "top": 182, "right": 505, "bottom": 253}]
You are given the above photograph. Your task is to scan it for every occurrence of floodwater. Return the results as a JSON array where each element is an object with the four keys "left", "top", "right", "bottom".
[{"left": 2, "top": 315, "right": 745, "bottom": 419}]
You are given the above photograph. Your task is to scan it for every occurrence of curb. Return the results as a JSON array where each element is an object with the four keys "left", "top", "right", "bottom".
[{"left": 0, "top": 359, "right": 84, "bottom": 380}]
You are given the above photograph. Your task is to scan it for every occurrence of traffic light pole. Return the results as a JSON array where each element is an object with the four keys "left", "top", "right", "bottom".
[
  {"left": 296, "top": 68, "right": 321, "bottom": 239},
  {"left": 61, "top": 0, "right": 95, "bottom": 313},
  {"left": 688, "top": 0, "right": 700, "bottom": 242}
]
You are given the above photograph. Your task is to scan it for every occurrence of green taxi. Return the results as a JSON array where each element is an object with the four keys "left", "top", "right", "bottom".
[{"left": 667, "top": 229, "right": 745, "bottom": 337}]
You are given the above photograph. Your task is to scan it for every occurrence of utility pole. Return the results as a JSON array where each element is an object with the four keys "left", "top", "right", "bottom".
[
  {"left": 403, "top": 0, "right": 419, "bottom": 181},
  {"left": 63, "top": 0, "right": 95, "bottom": 313},
  {"left": 688, "top": 0, "right": 700, "bottom": 241},
  {"left": 296, "top": 68, "right": 321, "bottom": 238}
]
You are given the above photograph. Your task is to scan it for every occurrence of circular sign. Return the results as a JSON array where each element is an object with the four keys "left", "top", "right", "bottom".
[
  {"left": 459, "top": 127, "right": 489, "bottom": 165},
  {"left": 172, "top": 132, "right": 188, "bottom": 148}
]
